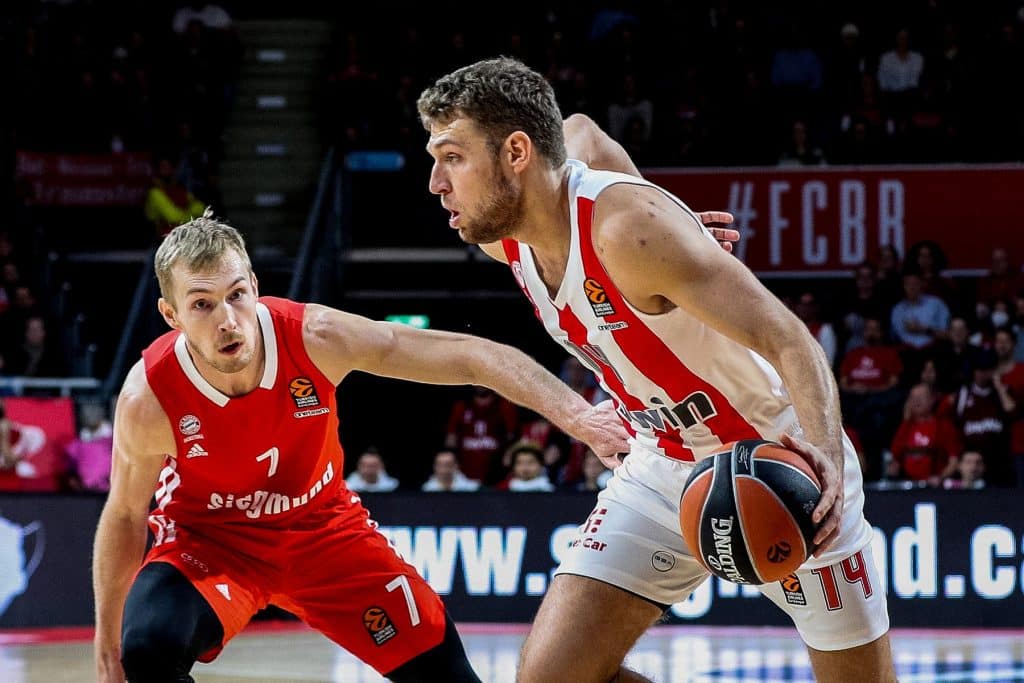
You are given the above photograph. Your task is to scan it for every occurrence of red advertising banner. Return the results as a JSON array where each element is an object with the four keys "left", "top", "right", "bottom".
[
  {"left": 643, "top": 165, "right": 1024, "bottom": 276},
  {"left": 0, "top": 398, "right": 76, "bottom": 492},
  {"left": 15, "top": 150, "right": 153, "bottom": 206}
]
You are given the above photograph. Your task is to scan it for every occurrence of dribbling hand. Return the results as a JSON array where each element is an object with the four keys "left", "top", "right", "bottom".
[
  {"left": 576, "top": 399, "right": 631, "bottom": 469},
  {"left": 697, "top": 211, "right": 740, "bottom": 253},
  {"left": 779, "top": 433, "right": 844, "bottom": 557}
]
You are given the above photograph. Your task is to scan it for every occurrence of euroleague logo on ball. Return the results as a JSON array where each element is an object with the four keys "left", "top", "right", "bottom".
[{"left": 767, "top": 541, "right": 792, "bottom": 564}]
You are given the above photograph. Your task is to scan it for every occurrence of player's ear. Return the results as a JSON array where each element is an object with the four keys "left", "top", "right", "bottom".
[
  {"left": 250, "top": 272, "right": 259, "bottom": 297},
  {"left": 505, "top": 131, "right": 531, "bottom": 175},
  {"left": 157, "top": 297, "right": 181, "bottom": 331}
]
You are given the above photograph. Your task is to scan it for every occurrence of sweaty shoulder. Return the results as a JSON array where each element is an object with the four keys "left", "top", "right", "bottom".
[
  {"left": 589, "top": 182, "right": 708, "bottom": 312},
  {"left": 117, "top": 359, "right": 175, "bottom": 457}
]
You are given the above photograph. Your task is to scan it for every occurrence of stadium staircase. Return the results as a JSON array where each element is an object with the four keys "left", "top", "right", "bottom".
[{"left": 220, "top": 19, "right": 332, "bottom": 262}]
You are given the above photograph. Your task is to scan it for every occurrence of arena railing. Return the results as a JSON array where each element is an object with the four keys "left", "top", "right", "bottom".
[
  {"left": 0, "top": 377, "right": 101, "bottom": 397},
  {"left": 287, "top": 146, "right": 342, "bottom": 303}
]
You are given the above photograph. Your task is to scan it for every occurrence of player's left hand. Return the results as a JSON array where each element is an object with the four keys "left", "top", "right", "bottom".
[
  {"left": 576, "top": 399, "right": 630, "bottom": 469},
  {"left": 779, "top": 432, "right": 844, "bottom": 557},
  {"left": 697, "top": 211, "right": 740, "bottom": 253}
]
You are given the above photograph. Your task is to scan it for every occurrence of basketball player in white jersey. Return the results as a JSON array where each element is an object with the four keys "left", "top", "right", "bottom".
[{"left": 418, "top": 58, "right": 895, "bottom": 682}]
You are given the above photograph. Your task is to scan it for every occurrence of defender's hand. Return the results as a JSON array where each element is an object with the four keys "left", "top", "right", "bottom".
[
  {"left": 697, "top": 211, "right": 740, "bottom": 253},
  {"left": 575, "top": 399, "right": 630, "bottom": 469}
]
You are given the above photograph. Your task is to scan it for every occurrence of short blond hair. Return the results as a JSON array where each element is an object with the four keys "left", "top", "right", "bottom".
[{"left": 154, "top": 207, "right": 252, "bottom": 305}]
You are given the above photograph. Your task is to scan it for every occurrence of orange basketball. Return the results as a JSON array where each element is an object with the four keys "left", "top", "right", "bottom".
[{"left": 679, "top": 439, "right": 821, "bottom": 585}]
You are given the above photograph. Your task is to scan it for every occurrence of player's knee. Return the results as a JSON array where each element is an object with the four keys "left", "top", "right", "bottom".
[
  {"left": 384, "top": 612, "right": 480, "bottom": 683},
  {"left": 120, "top": 618, "right": 193, "bottom": 681}
]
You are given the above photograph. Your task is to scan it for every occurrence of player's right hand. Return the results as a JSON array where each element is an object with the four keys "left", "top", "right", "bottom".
[
  {"left": 96, "top": 642, "right": 126, "bottom": 683},
  {"left": 576, "top": 399, "right": 631, "bottom": 469}
]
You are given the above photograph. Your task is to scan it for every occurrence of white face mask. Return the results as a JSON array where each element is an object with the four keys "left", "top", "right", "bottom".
[{"left": 992, "top": 311, "right": 1010, "bottom": 328}]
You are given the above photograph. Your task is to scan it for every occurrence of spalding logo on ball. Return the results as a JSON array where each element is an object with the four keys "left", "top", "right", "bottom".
[{"left": 679, "top": 439, "right": 821, "bottom": 585}]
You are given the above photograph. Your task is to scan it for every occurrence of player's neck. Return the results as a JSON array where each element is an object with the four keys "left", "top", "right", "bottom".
[{"left": 514, "top": 166, "right": 571, "bottom": 259}]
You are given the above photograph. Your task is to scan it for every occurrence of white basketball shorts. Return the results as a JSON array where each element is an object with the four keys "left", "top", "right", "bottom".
[{"left": 554, "top": 435, "right": 890, "bottom": 651}]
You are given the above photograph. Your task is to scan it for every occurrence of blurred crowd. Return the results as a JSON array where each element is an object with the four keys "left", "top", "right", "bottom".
[
  {"left": 2, "top": 1, "right": 1023, "bottom": 495},
  {"left": 325, "top": 1, "right": 1024, "bottom": 166}
]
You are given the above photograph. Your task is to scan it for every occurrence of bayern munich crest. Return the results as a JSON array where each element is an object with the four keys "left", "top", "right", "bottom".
[{"left": 178, "top": 414, "right": 201, "bottom": 436}]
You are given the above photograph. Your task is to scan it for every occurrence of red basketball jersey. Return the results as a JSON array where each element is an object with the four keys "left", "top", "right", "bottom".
[{"left": 142, "top": 296, "right": 348, "bottom": 546}]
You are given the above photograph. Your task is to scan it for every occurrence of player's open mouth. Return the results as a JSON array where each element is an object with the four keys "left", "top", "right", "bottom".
[
  {"left": 449, "top": 210, "right": 460, "bottom": 227},
  {"left": 220, "top": 342, "right": 242, "bottom": 355}
]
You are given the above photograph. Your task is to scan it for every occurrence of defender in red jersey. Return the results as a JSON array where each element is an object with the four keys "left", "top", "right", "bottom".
[
  {"left": 92, "top": 211, "right": 629, "bottom": 683},
  {"left": 419, "top": 59, "right": 895, "bottom": 682}
]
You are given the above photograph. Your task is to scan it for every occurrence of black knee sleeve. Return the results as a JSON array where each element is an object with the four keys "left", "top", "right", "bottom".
[
  {"left": 120, "top": 562, "right": 224, "bottom": 683},
  {"left": 384, "top": 611, "right": 481, "bottom": 683}
]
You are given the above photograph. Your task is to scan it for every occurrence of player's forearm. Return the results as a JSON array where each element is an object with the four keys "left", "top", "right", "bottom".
[
  {"left": 93, "top": 506, "right": 148, "bottom": 641},
  {"left": 774, "top": 337, "right": 844, "bottom": 463},
  {"left": 470, "top": 341, "right": 592, "bottom": 439}
]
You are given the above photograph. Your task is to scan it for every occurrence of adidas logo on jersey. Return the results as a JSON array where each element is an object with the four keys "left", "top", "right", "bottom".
[{"left": 186, "top": 444, "right": 209, "bottom": 459}]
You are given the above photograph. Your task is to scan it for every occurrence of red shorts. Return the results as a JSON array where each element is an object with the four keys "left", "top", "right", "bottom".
[{"left": 140, "top": 499, "right": 447, "bottom": 674}]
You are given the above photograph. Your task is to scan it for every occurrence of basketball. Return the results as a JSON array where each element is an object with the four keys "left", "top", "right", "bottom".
[{"left": 679, "top": 439, "right": 821, "bottom": 585}]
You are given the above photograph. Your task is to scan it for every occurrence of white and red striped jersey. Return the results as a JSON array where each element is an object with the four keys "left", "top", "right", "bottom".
[{"left": 501, "top": 160, "right": 800, "bottom": 463}]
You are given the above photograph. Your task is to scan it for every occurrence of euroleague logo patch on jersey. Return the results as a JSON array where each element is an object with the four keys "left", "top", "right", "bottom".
[
  {"left": 288, "top": 377, "right": 320, "bottom": 409},
  {"left": 780, "top": 573, "right": 807, "bottom": 606},
  {"left": 583, "top": 278, "right": 616, "bottom": 317},
  {"left": 179, "top": 414, "right": 201, "bottom": 436},
  {"left": 362, "top": 606, "right": 398, "bottom": 646}
]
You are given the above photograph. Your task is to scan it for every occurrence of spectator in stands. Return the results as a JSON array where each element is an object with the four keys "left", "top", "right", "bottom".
[
  {"left": 770, "top": 23, "right": 823, "bottom": 123},
  {"left": 977, "top": 247, "right": 1024, "bottom": 309},
  {"left": 891, "top": 272, "right": 950, "bottom": 350},
  {"left": 144, "top": 156, "right": 206, "bottom": 238},
  {"left": 826, "top": 23, "right": 869, "bottom": 111},
  {"left": 841, "top": 262, "right": 887, "bottom": 352},
  {"left": 995, "top": 328, "right": 1024, "bottom": 398},
  {"left": 794, "top": 291, "right": 836, "bottom": 366},
  {"left": 498, "top": 441, "right": 555, "bottom": 492},
  {"left": 172, "top": 2, "right": 234, "bottom": 35},
  {"left": 877, "top": 29, "right": 924, "bottom": 108},
  {"left": 948, "top": 348, "right": 1016, "bottom": 486},
  {"left": 573, "top": 450, "right": 611, "bottom": 492},
  {"left": 888, "top": 383, "right": 961, "bottom": 486},
  {"left": 421, "top": 449, "right": 480, "bottom": 492},
  {"left": 932, "top": 317, "right": 978, "bottom": 393},
  {"left": 777, "top": 119, "right": 825, "bottom": 167},
  {"left": 839, "top": 316, "right": 904, "bottom": 479},
  {"left": 875, "top": 244, "right": 904, "bottom": 310},
  {"left": 906, "top": 240, "right": 958, "bottom": 309},
  {"left": 445, "top": 386, "right": 518, "bottom": 485},
  {"left": 8, "top": 316, "right": 65, "bottom": 378},
  {"left": 64, "top": 401, "right": 113, "bottom": 492},
  {"left": 606, "top": 72, "right": 654, "bottom": 156},
  {"left": 518, "top": 413, "right": 567, "bottom": 481},
  {"left": 1012, "top": 290, "right": 1024, "bottom": 352},
  {"left": 943, "top": 450, "right": 986, "bottom": 490},
  {"left": 344, "top": 448, "right": 399, "bottom": 492},
  {"left": 0, "top": 401, "right": 48, "bottom": 489}
]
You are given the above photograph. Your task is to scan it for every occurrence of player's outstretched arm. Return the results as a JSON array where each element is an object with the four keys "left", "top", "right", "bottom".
[
  {"left": 94, "top": 361, "right": 173, "bottom": 683},
  {"left": 303, "top": 305, "right": 629, "bottom": 462},
  {"left": 591, "top": 185, "right": 845, "bottom": 555}
]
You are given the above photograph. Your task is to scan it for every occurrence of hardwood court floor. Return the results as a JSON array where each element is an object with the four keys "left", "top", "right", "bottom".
[{"left": 2, "top": 622, "right": 1022, "bottom": 682}]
